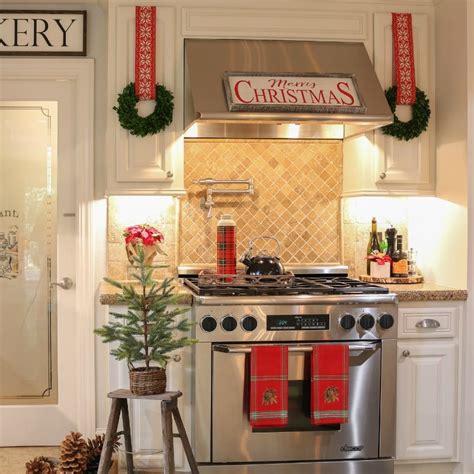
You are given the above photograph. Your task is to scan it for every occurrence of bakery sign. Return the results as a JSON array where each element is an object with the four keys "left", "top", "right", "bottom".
[
  {"left": 0, "top": 10, "right": 86, "bottom": 56},
  {"left": 223, "top": 72, "right": 366, "bottom": 114}
]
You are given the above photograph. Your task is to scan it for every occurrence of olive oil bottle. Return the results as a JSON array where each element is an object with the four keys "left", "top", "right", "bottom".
[{"left": 366, "top": 217, "right": 381, "bottom": 274}]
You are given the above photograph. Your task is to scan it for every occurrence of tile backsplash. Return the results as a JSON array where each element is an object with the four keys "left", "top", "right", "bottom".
[
  {"left": 179, "top": 139, "right": 343, "bottom": 266},
  {"left": 106, "top": 142, "right": 411, "bottom": 280}
]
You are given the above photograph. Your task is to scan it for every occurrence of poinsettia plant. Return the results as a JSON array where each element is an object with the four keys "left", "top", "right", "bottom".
[
  {"left": 124, "top": 224, "right": 164, "bottom": 246},
  {"left": 124, "top": 224, "right": 166, "bottom": 265}
]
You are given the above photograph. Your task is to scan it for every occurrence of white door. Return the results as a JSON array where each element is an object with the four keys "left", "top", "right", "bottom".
[
  {"left": 0, "top": 78, "right": 79, "bottom": 445},
  {"left": 396, "top": 340, "right": 458, "bottom": 461}
]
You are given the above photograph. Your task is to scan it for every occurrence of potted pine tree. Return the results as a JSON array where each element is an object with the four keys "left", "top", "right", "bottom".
[{"left": 96, "top": 246, "right": 196, "bottom": 395}]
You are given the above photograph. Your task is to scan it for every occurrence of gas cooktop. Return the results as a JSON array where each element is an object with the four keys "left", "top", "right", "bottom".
[{"left": 183, "top": 274, "right": 389, "bottom": 297}]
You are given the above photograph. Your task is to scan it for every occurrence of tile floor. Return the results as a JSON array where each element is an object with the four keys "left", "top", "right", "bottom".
[
  {"left": 0, "top": 446, "right": 59, "bottom": 473},
  {"left": 0, "top": 447, "right": 166, "bottom": 473}
]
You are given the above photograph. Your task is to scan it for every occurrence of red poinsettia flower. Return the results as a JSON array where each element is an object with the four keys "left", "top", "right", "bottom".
[
  {"left": 123, "top": 224, "right": 165, "bottom": 247},
  {"left": 367, "top": 253, "right": 392, "bottom": 265}
]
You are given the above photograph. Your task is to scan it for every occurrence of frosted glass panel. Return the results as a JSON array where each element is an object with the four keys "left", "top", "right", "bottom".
[{"left": 0, "top": 103, "right": 57, "bottom": 404}]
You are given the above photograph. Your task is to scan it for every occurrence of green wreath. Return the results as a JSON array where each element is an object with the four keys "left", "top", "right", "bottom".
[
  {"left": 381, "top": 86, "right": 431, "bottom": 141},
  {"left": 113, "top": 82, "right": 174, "bottom": 137}
]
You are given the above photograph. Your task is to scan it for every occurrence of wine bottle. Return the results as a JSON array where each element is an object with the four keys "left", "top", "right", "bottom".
[
  {"left": 366, "top": 217, "right": 381, "bottom": 274},
  {"left": 391, "top": 235, "right": 408, "bottom": 277},
  {"left": 378, "top": 231, "right": 388, "bottom": 254}
]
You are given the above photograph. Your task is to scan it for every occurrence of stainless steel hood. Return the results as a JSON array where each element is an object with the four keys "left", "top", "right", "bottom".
[{"left": 184, "top": 39, "right": 393, "bottom": 140}]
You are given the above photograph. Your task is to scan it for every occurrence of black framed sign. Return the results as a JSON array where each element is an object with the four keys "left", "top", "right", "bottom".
[
  {"left": 0, "top": 10, "right": 87, "bottom": 56},
  {"left": 223, "top": 72, "right": 366, "bottom": 114}
]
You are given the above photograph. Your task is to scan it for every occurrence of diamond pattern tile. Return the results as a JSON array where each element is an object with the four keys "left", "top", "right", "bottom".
[{"left": 179, "top": 139, "right": 343, "bottom": 265}]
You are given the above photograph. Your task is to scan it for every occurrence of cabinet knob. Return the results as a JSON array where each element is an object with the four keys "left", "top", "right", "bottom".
[
  {"left": 380, "top": 172, "right": 387, "bottom": 180},
  {"left": 402, "top": 350, "right": 410, "bottom": 358}
]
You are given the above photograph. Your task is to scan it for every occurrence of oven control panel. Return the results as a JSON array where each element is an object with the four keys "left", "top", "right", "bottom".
[
  {"left": 266, "top": 314, "right": 330, "bottom": 331},
  {"left": 195, "top": 303, "right": 398, "bottom": 342}
]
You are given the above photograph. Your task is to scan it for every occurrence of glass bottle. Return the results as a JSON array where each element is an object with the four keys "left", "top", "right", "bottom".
[
  {"left": 366, "top": 218, "right": 381, "bottom": 274},
  {"left": 385, "top": 226, "right": 397, "bottom": 259},
  {"left": 408, "top": 248, "right": 417, "bottom": 276},
  {"left": 391, "top": 235, "right": 408, "bottom": 277},
  {"left": 378, "top": 231, "right": 388, "bottom": 254}
]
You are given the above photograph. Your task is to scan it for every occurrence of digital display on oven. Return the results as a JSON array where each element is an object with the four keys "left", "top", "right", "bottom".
[{"left": 267, "top": 314, "right": 330, "bottom": 331}]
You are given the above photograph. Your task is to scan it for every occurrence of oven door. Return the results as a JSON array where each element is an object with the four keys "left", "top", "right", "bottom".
[{"left": 211, "top": 341, "right": 381, "bottom": 463}]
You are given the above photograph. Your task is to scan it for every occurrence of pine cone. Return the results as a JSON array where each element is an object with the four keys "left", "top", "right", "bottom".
[
  {"left": 86, "top": 434, "right": 104, "bottom": 467},
  {"left": 25, "top": 456, "right": 56, "bottom": 474},
  {"left": 86, "top": 433, "right": 121, "bottom": 472},
  {"left": 59, "top": 431, "right": 89, "bottom": 473}
]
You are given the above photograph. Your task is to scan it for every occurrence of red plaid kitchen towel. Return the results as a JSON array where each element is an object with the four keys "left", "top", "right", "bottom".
[
  {"left": 250, "top": 345, "right": 288, "bottom": 427},
  {"left": 311, "top": 344, "right": 349, "bottom": 425}
]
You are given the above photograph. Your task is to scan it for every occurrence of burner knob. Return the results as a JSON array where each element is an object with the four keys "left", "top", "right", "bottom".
[
  {"left": 221, "top": 315, "right": 238, "bottom": 332},
  {"left": 241, "top": 315, "right": 258, "bottom": 332},
  {"left": 359, "top": 313, "right": 375, "bottom": 330},
  {"left": 339, "top": 314, "right": 356, "bottom": 330},
  {"left": 378, "top": 313, "right": 395, "bottom": 330},
  {"left": 200, "top": 316, "right": 217, "bottom": 333}
]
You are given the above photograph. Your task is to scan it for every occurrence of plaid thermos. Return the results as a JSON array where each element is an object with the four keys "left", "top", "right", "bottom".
[{"left": 217, "top": 214, "right": 236, "bottom": 277}]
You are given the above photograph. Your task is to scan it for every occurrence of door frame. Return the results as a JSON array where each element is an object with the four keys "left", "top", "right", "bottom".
[{"left": 0, "top": 57, "right": 96, "bottom": 436}]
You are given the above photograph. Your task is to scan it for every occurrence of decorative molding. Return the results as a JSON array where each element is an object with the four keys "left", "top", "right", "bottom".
[
  {"left": 182, "top": 8, "right": 368, "bottom": 40},
  {"left": 341, "top": 189, "right": 435, "bottom": 197},
  {"left": 0, "top": 58, "right": 96, "bottom": 437}
]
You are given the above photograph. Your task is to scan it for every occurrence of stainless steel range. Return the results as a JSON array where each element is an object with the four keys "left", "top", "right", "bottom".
[{"left": 181, "top": 265, "right": 398, "bottom": 474}]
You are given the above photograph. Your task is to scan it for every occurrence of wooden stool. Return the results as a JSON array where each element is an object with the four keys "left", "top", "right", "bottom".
[{"left": 98, "top": 389, "right": 199, "bottom": 474}]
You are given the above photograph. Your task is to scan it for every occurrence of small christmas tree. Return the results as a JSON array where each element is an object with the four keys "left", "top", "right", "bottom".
[{"left": 95, "top": 247, "right": 196, "bottom": 393}]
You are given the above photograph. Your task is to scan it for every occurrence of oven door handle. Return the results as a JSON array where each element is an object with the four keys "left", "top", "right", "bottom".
[{"left": 213, "top": 344, "right": 377, "bottom": 354}]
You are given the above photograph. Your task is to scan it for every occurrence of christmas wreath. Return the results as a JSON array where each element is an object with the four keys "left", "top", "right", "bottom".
[
  {"left": 113, "top": 82, "right": 174, "bottom": 137},
  {"left": 381, "top": 86, "right": 431, "bottom": 141}
]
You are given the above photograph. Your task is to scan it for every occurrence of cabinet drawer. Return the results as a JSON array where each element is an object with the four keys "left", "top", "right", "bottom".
[{"left": 399, "top": 306, "right": 459, "bottom": 338}]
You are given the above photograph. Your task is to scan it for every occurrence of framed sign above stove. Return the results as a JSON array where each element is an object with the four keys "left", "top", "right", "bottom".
[{"left": 223, "top": 72, "right": 367, "bottom": 114}]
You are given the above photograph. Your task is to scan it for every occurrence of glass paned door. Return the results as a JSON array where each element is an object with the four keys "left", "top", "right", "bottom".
[{"left": 0, "top": 103, "right": 58, "bottom": 404}]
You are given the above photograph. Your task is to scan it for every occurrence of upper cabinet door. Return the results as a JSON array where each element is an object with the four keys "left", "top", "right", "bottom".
[
  {"left": 106, "top": 5, "right": 185, "bottom": 196},
  {"left": 373, "top": 12, "right": 435, "bottom": 191}
]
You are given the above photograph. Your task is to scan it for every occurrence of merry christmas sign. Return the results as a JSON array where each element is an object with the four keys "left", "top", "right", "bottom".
[{"left": 223, "top": 72, "right": 366, "bottom": 114}]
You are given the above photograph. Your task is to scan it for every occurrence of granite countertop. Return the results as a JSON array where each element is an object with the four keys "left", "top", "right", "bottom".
[
  {"left": 381, "top": 282, "right": 468, "bottom": 302},
  {"left": 99, "top": 281, "right": 194, "bottom": 306},
  {"left": 100, "top": 280, "right": 468, "bottom": 305}
]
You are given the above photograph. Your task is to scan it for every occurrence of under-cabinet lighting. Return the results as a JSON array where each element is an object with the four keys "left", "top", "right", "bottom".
[{"left": 109, "top": 196, "right": 176, "bottom": 229}]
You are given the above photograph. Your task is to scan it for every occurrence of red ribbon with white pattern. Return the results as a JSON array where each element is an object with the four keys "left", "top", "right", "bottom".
[
  {"left": 392, "top": 13, "right": 416, "bottom": 105},
  {"left": 135, "top": 6, "right": 156, "bottom": 100}
]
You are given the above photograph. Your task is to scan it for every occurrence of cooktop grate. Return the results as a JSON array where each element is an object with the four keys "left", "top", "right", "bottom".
[{"left": 183, "top": 274, "right": 389, "bottom": 296}]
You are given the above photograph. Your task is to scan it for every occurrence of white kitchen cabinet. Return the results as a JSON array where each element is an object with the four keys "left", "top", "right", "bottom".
[
  {"left": 343, "top": 11, "right": 435, "bottom": 196},
  {"left": 396, "top": 301, "right": 464, "bottom": 464},
  {"left": 396, "top": 340, "right": 457, "bottom": 461},
  {"left": 106, "top": 5, "right": 185, "bottom": 196}
]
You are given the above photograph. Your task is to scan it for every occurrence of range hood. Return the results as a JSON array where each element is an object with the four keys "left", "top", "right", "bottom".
[{"left": 184, "top": 39, "right": 393, "bottom": 140}]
